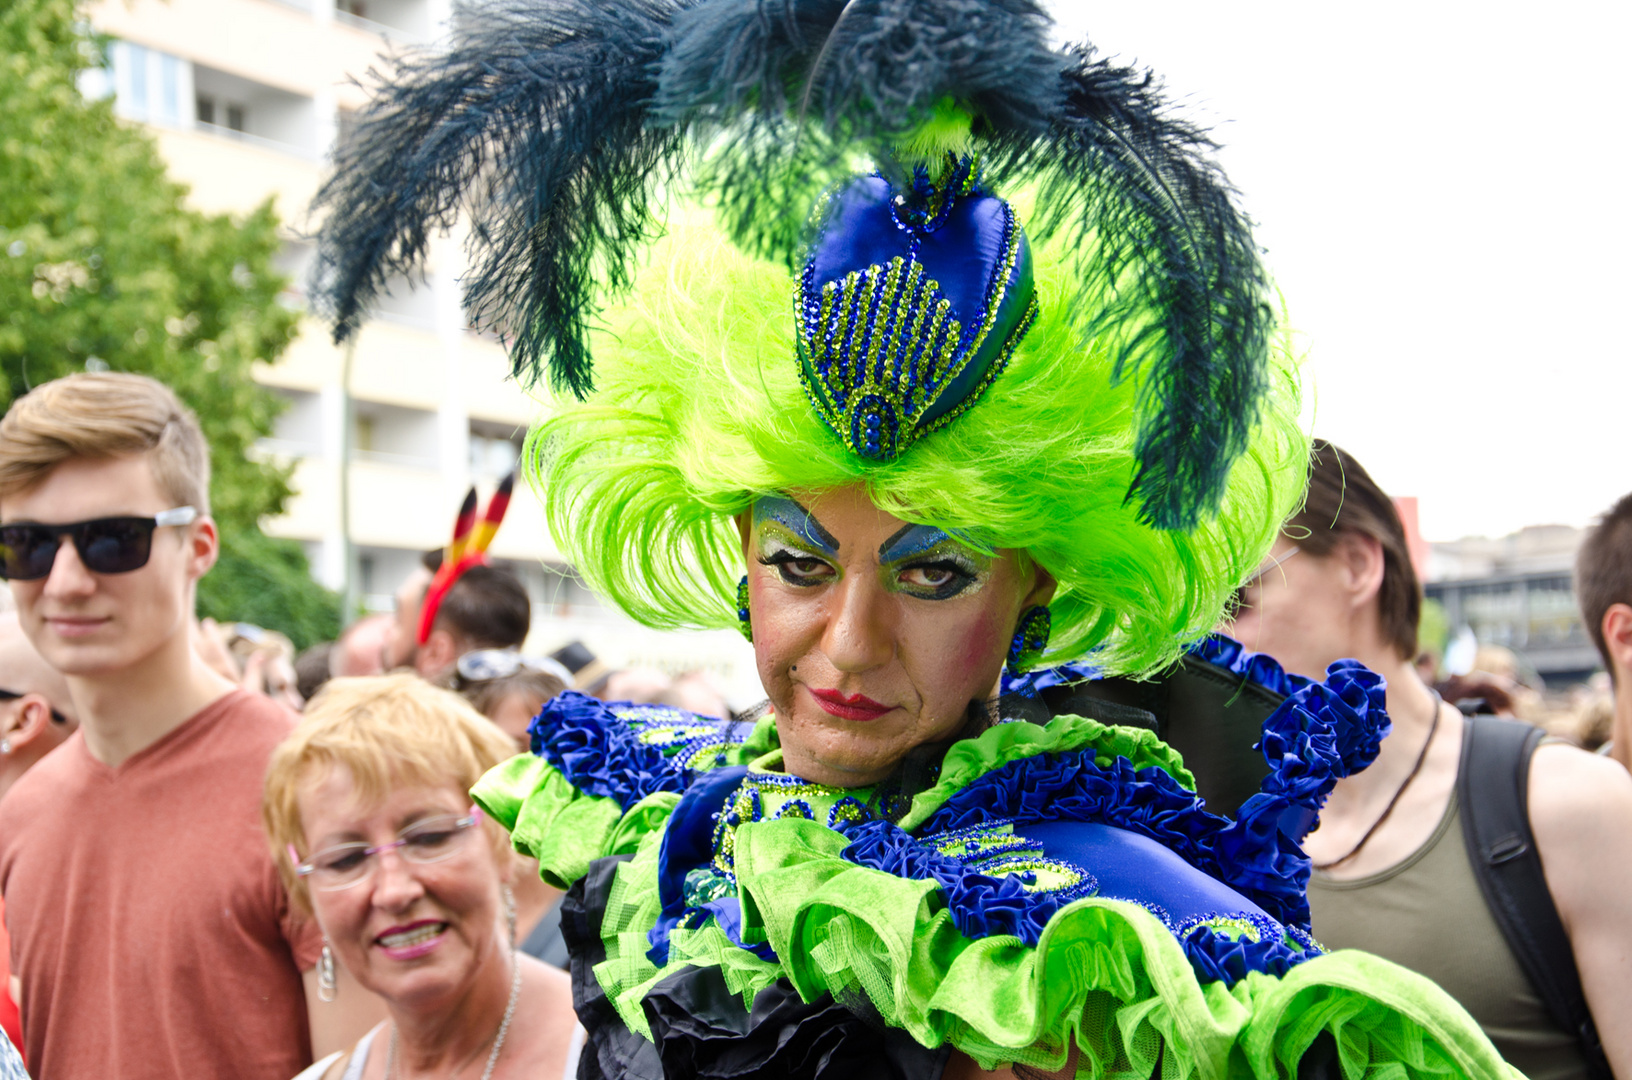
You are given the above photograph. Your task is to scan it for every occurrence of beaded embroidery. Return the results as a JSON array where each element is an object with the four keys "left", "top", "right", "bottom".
[
  {"left": 708, "top": 769, "right": 905, "bottom": 883},
  {"left": 926, "top": 820, "right": 1098, "bottom": 901},
  {"left": 795, "top": 160, "right": 1038, "bottom": 461}
]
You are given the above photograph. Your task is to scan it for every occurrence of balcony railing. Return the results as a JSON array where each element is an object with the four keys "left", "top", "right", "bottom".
[
  {"left": 334, "top": 8, "right": 426, "bottom": 44},
  {"left": 194, "top": 119, "right": 318, "bottom": 161},
  {"left": 352, "top": 448, "right": 439, "bottom": 470}
]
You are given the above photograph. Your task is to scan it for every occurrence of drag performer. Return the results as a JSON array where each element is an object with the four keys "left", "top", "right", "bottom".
[{"left": 313, "top": 1, "right": 1517, "bottom": 1076}]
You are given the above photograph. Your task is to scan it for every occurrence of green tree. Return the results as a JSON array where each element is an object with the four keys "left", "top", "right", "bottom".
[{"left": 0, "top": 0, "right": 339, "bottom": 648}]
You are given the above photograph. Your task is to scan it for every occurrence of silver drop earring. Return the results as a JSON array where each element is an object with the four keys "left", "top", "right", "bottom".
[
  {"left": 503, "top": 883, "right": 517, "bottom": 949},
  {"left": 317, "top": 942, "right": 337, "bottom": 1002}
]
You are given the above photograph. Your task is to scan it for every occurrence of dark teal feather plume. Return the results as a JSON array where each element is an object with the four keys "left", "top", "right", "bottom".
[{"left": 311, "top": 0, "right": 1273, "bottom": 529}]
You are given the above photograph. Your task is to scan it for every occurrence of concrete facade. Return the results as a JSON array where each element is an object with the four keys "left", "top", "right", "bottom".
[{"left": 85, "top": 0, "right": 759, "bottom": 701}]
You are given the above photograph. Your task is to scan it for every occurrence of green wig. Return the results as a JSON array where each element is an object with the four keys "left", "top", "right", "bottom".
[
  {"left": 310, "top": 0, "right": 1313, "bottom": 674},
  {"left": 531, "top": 210, "right": 1307, "bottom": 677}
]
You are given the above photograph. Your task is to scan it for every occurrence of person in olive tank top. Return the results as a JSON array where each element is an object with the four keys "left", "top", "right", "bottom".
[{"left": 1221, "top": 441, "right": 1632, "bottom": 1080}]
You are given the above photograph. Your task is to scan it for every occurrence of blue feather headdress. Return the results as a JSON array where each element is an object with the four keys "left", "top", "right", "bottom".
[{"left": 311, "top": 0, "right": 1273, "bottom": 530}]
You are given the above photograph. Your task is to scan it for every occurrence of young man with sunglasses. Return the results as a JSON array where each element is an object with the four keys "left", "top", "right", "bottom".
[{"left": 0, "top": 374, "right": 379, "bottom": 1079}]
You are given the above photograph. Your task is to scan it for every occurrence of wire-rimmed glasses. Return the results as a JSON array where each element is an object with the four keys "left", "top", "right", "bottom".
[{"left": 287, "top": 806, "right": 484, "bottom": 891}]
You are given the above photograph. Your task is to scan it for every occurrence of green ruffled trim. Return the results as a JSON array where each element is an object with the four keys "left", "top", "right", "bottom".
[
  {"left": 471, "top": 715, "right": 780, "bottom": 888},
  {"left": 899, "top": 714, "right": 1197, "bottom": 831},
  {"left": 731, "top": 818, "right": 1518, "bottom": 1080},
  {"left": 594, "top": 825, "right": 784, "bottom": 1040}
]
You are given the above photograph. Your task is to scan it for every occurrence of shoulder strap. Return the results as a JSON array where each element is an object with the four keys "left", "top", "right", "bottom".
[{"left": 1457, "top": 714, "right": 1611, "bottom": 1080}]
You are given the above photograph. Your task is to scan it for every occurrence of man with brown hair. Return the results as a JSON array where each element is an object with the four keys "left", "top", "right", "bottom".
[
  {"left": 1224, "top": 440, "right": 1632, "bottom": 1080},
  {"left": 0, "top": 373, "right": 377, "bottom": 1079},
  {"left": 382, "top": 548, "right": 531, "bottom": 680},
  {"left": 1575, "top": 491, "right": 1632, "bottom": 769}
]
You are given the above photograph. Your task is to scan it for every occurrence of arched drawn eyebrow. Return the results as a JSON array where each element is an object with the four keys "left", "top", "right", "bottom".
[
  {"left": 878, "top": 523, "right": 955, "bottom": 562},
  {"left": 752, "top": 496, "right": 840, "bottom": 555}
]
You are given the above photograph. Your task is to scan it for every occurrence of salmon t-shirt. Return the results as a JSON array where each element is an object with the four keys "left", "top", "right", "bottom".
[{"left": 0, "top": 690, "right": 323, "bottom": 1079}]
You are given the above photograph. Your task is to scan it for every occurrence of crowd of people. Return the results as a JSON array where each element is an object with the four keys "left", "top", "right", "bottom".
[
  {"left": 4, "top": 349, "right": 1632, "bottom": 1080},
  {"left": 0, "top": 374, "right": 732, "bottom": 1077},
  {"left": 7, "top": 4, "right": 1632, "bottom": 1080}
]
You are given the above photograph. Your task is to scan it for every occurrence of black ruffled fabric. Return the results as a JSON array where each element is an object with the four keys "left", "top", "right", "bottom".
[
  {"left": 562, "top": 854, "right": 665, "bottom": 1080},
  {"left": 645, "top": 966, "right": 950, "bottom": 1080},
  {"left": 567, "top": 853, "right": 950, "bottom": 1080}
]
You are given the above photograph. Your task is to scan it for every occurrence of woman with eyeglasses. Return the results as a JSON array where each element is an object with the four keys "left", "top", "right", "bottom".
[{"left": 264, "top": 674, "right": 581, "bottom": 1080}]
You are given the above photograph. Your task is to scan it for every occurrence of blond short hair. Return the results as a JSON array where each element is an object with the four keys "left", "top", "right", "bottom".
[
  {"left": 262, "top": 673, "right": 518, "bottom": 915},
  {"left": 0, "top": 372, "right": 211, "bottom": 513}
]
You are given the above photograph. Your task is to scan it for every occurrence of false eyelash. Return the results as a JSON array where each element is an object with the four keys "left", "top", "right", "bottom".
[
  {"left": 756, "top": 550, "right": 828, "bottom": 568},
  {"left": 900, "top": 558, "right": 975, "bottom": 577}
]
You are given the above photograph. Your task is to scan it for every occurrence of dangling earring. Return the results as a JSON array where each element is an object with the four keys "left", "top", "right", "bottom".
[
  {"left": 1006, "top": 605, "right": 1051, "bottom": 675},
  {"left": 503, "top": 883, "right": 517, "bottom": 949},
  {"left": 317, "top": 941, "right": 337, "bottom": 1002},
  {"left": 736, "top": 576, "right": 753, "bottom": 643}
]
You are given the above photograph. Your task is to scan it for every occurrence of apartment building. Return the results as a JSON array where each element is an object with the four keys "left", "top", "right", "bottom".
[{"left": 84, "top": 0, "right": 758, "bottom": 699}]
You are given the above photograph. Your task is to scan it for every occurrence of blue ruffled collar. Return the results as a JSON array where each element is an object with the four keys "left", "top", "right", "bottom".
[{"left": 526, "top": 634, "right": 1390, "bottom": 988}]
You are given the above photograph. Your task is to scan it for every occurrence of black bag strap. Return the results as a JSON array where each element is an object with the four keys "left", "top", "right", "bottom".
[{"left": 1457, "top": 714, "right": 1611, "bottom": 1080}]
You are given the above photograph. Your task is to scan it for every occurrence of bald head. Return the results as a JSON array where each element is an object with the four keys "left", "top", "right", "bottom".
[
  {"left": 334, "top": 613, "right": 392, "bottom": 678},
  {"left": 0, "top": 613, "right": 75, "bottom": 720}
]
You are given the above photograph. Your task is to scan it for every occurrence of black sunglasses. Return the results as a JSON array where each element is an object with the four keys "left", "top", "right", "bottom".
[
  {"left": 0, "top": 507, "right": 197, "bottom": 581},
  {"left": 0, "top": 688, "right": 70, "bottom": 726}
]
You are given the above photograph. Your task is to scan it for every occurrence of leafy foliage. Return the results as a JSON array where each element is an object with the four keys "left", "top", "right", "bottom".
[
  {"left": 197, "top": 526, "right": 341, "bottom": 652},
  {"left": 0, "top": 0, "right": 338, "bottom": 642},
  {"left": 0, "top": 0, "right": 298, "bottom": 528}
]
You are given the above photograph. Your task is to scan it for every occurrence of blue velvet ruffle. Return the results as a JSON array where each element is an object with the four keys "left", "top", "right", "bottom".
[
  {"left": 920, "top": 752, "right": 1225, "bottom": 886},
  {"left": 1187, "top": 633, "right": 1312, "bottom": 697},
  {"left": 1209, "top": 659, "right": 1388, "bottom": 928},
  {"left": 838, "top": 814, "right": 1317, "bottom": 988},
  {"left": 911, "top": 637, "right": 1389, "bottom": 931},
  {"left": 1180, "top": 920, "right": 1316, "bottom": 984},
  {"left": 527, "top": 690, "right": 745, "bottom": 813},
  {"left": 839, "top": 818, "right": 1096, "bottom": 945}
]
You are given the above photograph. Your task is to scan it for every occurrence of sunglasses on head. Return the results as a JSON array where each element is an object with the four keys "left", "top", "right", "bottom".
[
  {"left": 0, "top": 507, "right": 197, "bottom": 581},
  {"left": 453, "top": 649, "right": 573, "bottom": 687}
]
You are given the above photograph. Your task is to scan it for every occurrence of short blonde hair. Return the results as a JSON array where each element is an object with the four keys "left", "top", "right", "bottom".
[
  {"left": 0, "top": 372, "right": 211, "bottom": 513},
  {"left": 262, "top": 673, "right": 518, "bottom": 915}
]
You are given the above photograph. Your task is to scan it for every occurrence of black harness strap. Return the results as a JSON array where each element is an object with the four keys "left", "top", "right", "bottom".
[{"left": 1457, "top": 714, "right": 1610, "bottom": 1080}]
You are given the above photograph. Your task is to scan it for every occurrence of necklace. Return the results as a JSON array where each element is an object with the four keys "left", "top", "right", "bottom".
[
  {"left": 1312, "top": 691, "right": 1442, "bottom": 872},
  {"left": 385, "top": 947, "right": 522, "bottom": 1080}
]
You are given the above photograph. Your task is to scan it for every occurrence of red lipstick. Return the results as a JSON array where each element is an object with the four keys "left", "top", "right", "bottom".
[{"left": 807, "top": 687, "right": 893, "bottom": 722}]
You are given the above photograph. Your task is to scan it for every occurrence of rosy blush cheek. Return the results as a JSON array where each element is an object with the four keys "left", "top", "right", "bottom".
[{"left": 957, "top": 608, "right": 1008, "bottom": 674}]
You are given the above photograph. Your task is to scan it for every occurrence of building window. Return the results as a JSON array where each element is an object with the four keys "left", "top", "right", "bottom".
[
  {"left": 109, "top": 41, "right": 191, "bottom": 129},
  {"left": 191, "top": 63, "right": 316, "bottom": 157}
]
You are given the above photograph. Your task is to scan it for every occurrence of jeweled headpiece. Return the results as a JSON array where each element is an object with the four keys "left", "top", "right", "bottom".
[
  {"left": 798, "top": 158, "right": 1036, "bottom": 460},
  {"left": 313, "top": 0, "right": 1274, "bottom": 530}
]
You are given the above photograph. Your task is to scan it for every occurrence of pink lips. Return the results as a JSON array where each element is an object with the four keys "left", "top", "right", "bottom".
[
  {"left": 807, "top": 688, "right": 893, "bottom": 722},
  {"left": 44, "top": 616, "right": 108, "bottom": 638},
  {"left": 374, "top": 919, "right": 448, "bottom": 961}
]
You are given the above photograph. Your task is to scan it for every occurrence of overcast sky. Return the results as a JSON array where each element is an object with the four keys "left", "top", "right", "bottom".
[{"left": 1046, "top": 2, "right": 1631, "bottom": 541}]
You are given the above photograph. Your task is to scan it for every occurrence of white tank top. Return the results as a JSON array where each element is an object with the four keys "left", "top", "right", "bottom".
[{"left": 291, "top": 1022, "right": 585, "bottom": 1080}]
